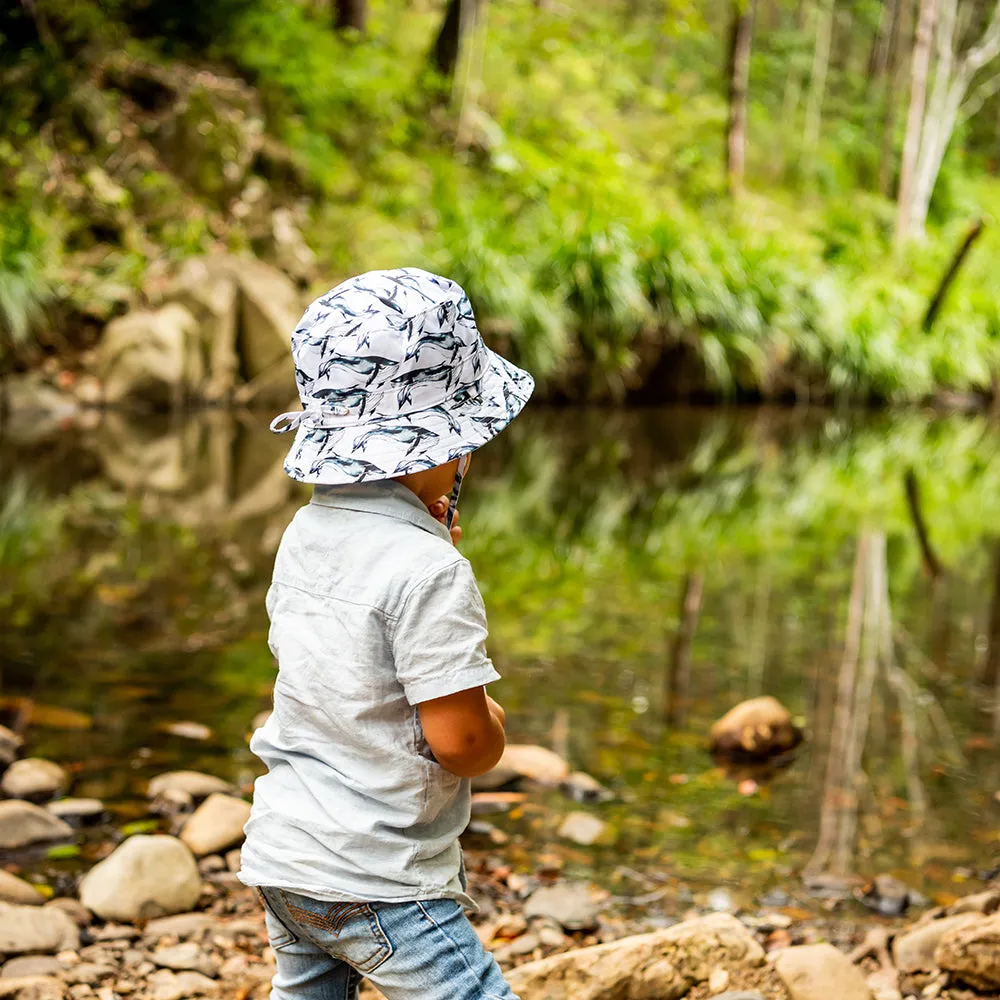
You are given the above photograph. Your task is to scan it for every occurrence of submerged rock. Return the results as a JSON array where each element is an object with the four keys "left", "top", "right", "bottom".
[
  {"left": 0, "top": 903, "right": 80, "bottom": 954},
  {"left": 0, "top": 801, "right": 74, "bottom": 849},
  {"left": 1, "top": 759, "right": 67, "bottom": 802},
  {"left": 179, "top": 794, "right": 251, "bottom": 857},
  {"left": 709, "top": 697, "right": 803, "bottom": 761},
  {"left": 935, "top": 912, "right": 1000, "bottom": 991},
  {"left": 774, "top": 943, "right": 872, "bottom": 1000},
  {"left": 78, "top": 835, "right": 201, "bottom": 921},
  {"left": 505, "top": 913, "right": 763, "bottom": 1000},
  {"left": 0, "top": 871, "right": 45, "bottom": 906}
]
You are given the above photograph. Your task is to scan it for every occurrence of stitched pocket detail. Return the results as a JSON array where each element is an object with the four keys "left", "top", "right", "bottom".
[
  {"left": 257, "top": 889, "right": 298, "bottom": 951},
  {"left": 277, "top": 895, "right": 393, "bottom": 974},
  {"left": 284, "top": 900, "right": 370, "bottom": 935}
]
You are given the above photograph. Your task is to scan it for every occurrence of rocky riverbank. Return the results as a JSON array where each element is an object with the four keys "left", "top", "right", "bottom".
[{"left": 0, "top": 704, "right": 997, "bottom": 1000}]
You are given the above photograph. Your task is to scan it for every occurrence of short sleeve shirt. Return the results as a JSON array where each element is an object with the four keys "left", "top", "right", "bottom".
[{"left": 239, "top": 481, "right": 500, "bottom": 907}]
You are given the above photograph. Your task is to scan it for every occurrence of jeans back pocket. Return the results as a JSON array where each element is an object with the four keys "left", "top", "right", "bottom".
[{"left": 278, "top": 890, "right": 393, "bottom": 974}]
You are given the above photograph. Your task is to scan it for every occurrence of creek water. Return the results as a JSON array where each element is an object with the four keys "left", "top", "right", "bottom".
[{"left": 1, "top": 404, "right": 998, "bottom": 914}]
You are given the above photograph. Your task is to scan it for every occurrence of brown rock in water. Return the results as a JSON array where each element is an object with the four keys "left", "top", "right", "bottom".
[
  {"left": 892, "top": 914, "right": 980, "bottom": 973},
  {"left": 935, "top": 912, "right": 1000, "bottom": 991},
  {"left": 710, "top": 697, "right": 803, "bottom": 761},
  {"left": 504, "top": 913, "right": 763, "bottom": 1000},
  {"left": 774, "top": 943, "right": 871, "bottom": 1000}
]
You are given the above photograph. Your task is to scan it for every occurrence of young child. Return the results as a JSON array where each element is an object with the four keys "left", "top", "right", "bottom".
[{"left": 239, "top": 268, "right": 533, "bottom": 1000}]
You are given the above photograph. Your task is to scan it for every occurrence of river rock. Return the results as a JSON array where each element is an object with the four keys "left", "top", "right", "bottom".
[
  {"left": 892, "top": 914, "right": 980, "bottom": 973},
  {"left": 146, "top": 968, "right": 218, "bottom": 1000},
  {"left": 935, "top": 912, "right": 1000, "bottom": 990},
  {"left": 0, "top": 726, "right": 23, "bottom": 769},
  {"left": 523, "top": 883, "right": 602, "bottom": 931},
  {"left": 97, "top": 304, "right": 201, "bottom": 409},
  {"left": 46, "top": 799, "right": 104, "bottom": 822},
  {"left": 142, "top": 913, "right": 217, "bottom": 942},
  {"left": 151, "top": 943, "right": 218, "bottom": 978},
  {"left": 774, "top": 943, "right": 871, "bottom": 1000},
  {"left": 473, "top": 745, "right": 570, "bottom": 792},
  {"left": 1, "top": 760, "right": 67, "bottom": 802},
  {"left": 557, "top": 812, "right": 607, "bottom": 846},
  {"left": 45, "top": 899, "right": 92, "bottom": 927},
  {"left": 179, "top": 794, "right": 251, "bottom": 856},
  {"left": 709, "top": 697, "right": 803, "bottom": 760},
  {"left": 0, "top": 957, "right": 63, "bottom": 979},
  {"left": 0, "top": 871, "right": 45, "bottom": 906},
  {"left": 0, "top": 976, "right": 65, "bottom": 1000},
  {"left": 78, "top": 835, "right": 201, "bottom": 921},
  {"left": 506, "top": 913, "right": 763, "bottom": 1000},
  {"left": 0, "top": 903, "right": 80, "bottom": 954},
  {"left": 147, "top": 772, "right": 235, "bottom": 801},
  {"left": 0, "top": 801, "right": 74, "bottom": 849}
]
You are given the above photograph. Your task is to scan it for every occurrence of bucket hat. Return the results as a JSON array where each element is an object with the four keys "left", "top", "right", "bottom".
[{"left": 270, "top": 267, "right": 534, "bottom": 485}]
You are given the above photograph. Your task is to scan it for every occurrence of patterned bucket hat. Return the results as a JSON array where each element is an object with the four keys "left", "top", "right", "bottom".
[{"left": 270, "top": 267, "right": 534, "bottom": 484}]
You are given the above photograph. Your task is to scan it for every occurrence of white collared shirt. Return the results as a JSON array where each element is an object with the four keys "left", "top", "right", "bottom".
[{"left": 239, "top": 481, "right": 499, "bottom": 907}]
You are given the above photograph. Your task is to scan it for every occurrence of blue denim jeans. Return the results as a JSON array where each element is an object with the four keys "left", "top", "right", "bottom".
[{"left": 258, "top": 887, "right": 519, "bottom": 1000}]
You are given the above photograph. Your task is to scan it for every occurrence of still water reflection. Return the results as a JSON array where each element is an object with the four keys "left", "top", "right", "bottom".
[{"left": 1, "top": 406, "right": 998, "bottom": 907}]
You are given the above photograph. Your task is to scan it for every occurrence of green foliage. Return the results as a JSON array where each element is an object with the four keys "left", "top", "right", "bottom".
[
  {"left": 0, "top": 198, "right": 52, "bottom": 348},
  {"left": 1, "top": 0, "right": 1000, "bottom": 400}
]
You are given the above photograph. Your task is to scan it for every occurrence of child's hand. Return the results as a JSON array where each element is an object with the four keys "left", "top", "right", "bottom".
[{"left": 428, "top": 495, "right": 462, "bottom": 546}]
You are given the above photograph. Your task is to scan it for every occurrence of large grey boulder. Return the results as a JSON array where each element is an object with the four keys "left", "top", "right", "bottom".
[
  {"left": 0, "top": 801, "right": 73, "bottom": 849},
  {"left": 179, "top": 794, "right": 251, "bottom": 857},
  {"left": 1, "top": 759, "right": 68, "bottom": 802},
  {"left": 96, "top": 304, "right": 201, "bottom": 408},
  {"left": 159, "top": 258, "right": 239, "bottom": 402},
  {"left": 232, "top": 259, "right": 298, "bottom": 405},
  {"left": 0, "top": 903, "right": 79, "bottom": 954},
  {"left": 505, "top": 913, "right": 764, "bottom": 1000},
  {"left": 79, "top": 835, "right": 201, "bottom": 922}
]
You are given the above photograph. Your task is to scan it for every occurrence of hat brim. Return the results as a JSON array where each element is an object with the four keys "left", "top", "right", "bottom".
[{"left": 281, "top": 349, "right": 534, "bottom": 485}]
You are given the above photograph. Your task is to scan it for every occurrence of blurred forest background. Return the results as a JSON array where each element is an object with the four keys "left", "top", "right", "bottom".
[{"left": 2, "top": 0, "right": 1000, "bottom": 403}]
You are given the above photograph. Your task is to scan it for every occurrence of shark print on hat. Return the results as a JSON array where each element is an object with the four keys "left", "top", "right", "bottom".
[{"left": 269, "top": 267, "right": 534, "bottom": 485}]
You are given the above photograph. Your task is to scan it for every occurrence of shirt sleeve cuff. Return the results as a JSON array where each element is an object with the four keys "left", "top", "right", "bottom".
[{"left": 404, "top": 661, "right": 502, "bottom": 706}]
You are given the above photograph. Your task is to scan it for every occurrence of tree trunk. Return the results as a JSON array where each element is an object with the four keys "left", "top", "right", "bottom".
[
  {"left": 871, "top": 0, "right": 900, "bottom": 81},
  {"left": 878, "top": 0, "right": 912, "bottom": 195},
  {"left": 665, "top": 572, "right": 704, "bottom": 726},
  {"left": 726, "top": 0, "right": 757, "bottom": 196},
  {"left": 432, "top": 0, "right": 477, "bottom": 79},
  {"left": 804, "top": 0, "right": 836, "bottom": 152},
  {"left": 980, "top": 542, "right": 1000, "bottom": 689},
  {"left": 334, "top": 0, "right": 366, "bottom": 32},
  {"left": 896, "top": 0, "right": 941, "bottom": 244}
]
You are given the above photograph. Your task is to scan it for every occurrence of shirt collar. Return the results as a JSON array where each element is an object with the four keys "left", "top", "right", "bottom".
[{"left": 310, "top": 480, "right": 452, "bottom": 543}]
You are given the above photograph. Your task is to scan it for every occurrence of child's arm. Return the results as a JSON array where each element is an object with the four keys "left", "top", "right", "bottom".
[{"left": 418, "top": 687, "right": 505, "bottom": 779}]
